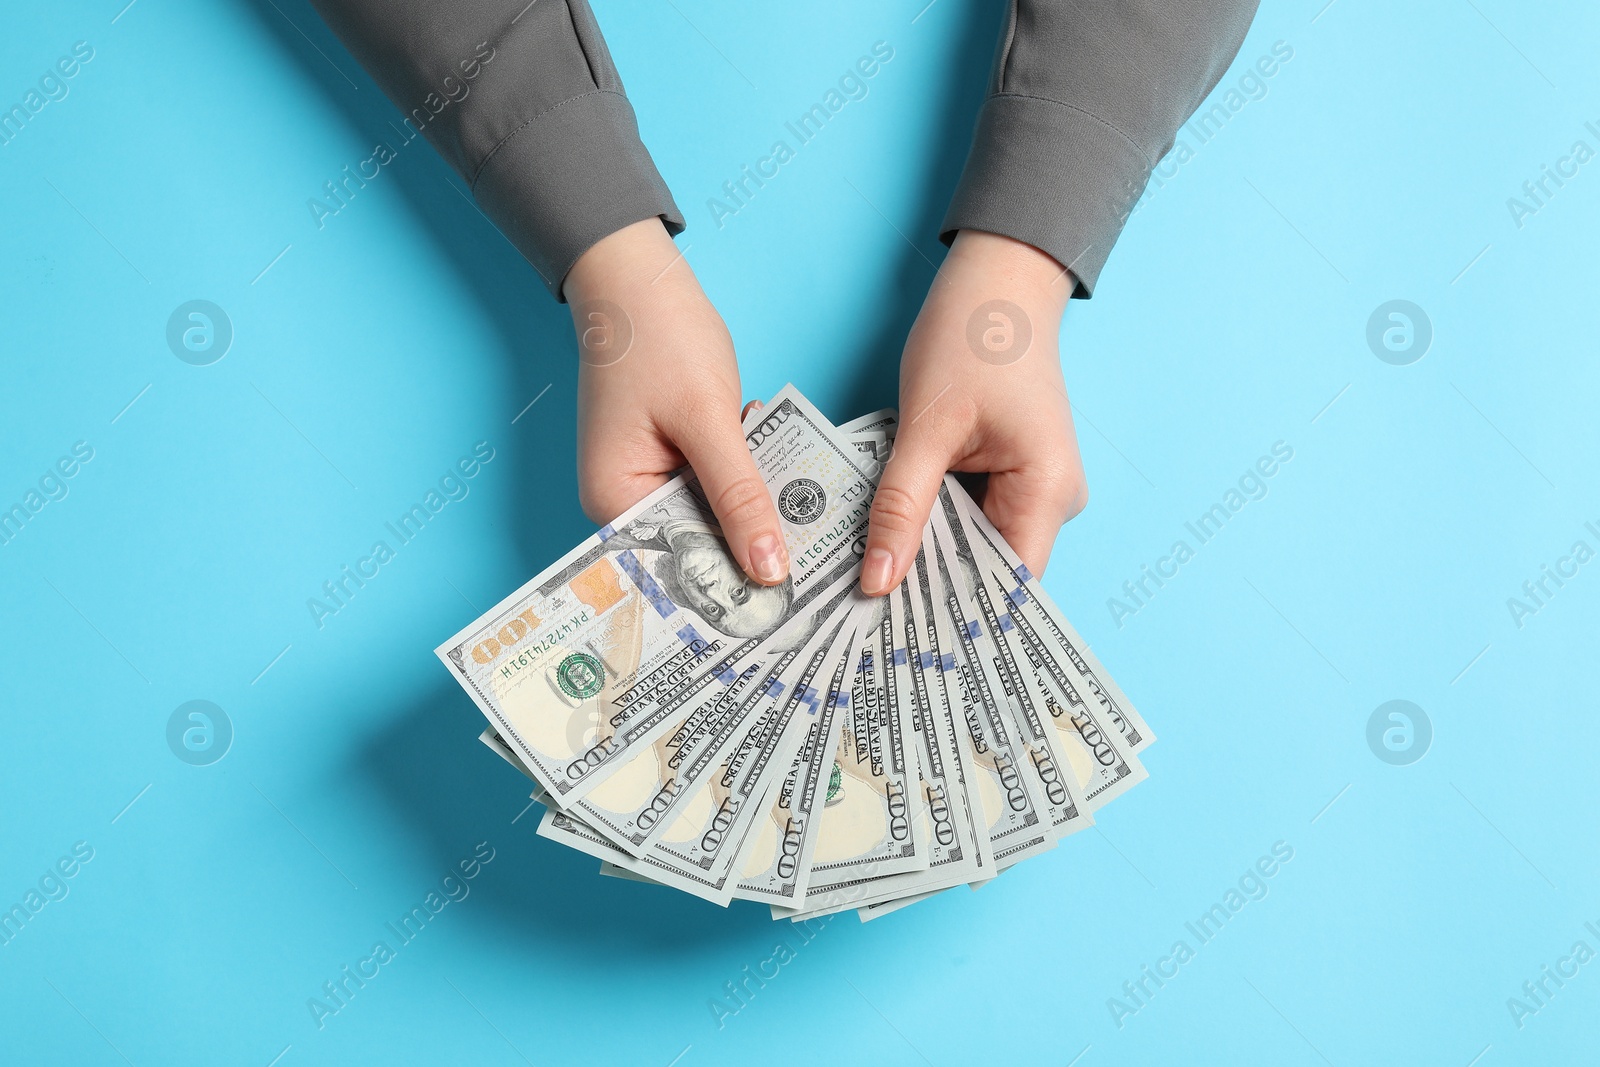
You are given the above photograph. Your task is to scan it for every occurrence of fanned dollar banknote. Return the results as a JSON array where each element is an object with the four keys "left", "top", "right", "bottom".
[
  {"left": 437, "top": 389, "right": 1154, "bottom": 920},
  {"left": 435, "top": 385, "right": 874, "bottom": 808}
]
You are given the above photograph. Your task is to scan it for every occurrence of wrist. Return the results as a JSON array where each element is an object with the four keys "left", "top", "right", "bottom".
[
  {"left": 562, "top": 216, "right": 681, "bottom": 303},
  {"left": 946, "top": 230, "right": 1073, "bottom": 315}
]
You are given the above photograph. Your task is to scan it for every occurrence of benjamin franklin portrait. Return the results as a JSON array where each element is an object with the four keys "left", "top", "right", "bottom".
[{"left": 603, "top": 496, "right": 795, "bottom": 641}]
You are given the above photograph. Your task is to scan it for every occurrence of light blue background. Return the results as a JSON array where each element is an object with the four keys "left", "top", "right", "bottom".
[{"left": 2, "top": 0, "right": 1596, "bottom": 1063}]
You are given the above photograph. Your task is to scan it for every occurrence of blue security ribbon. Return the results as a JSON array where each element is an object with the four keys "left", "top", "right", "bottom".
[{"left": 618, "top": 550, "right": 676, "bottom": 619}]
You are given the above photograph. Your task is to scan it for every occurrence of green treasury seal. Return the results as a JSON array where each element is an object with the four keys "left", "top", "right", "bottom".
[
  {"left": 825, "top": 760, "right": 844, "bottom": 804},
  {"left": 556, "top": 652, "right": 605, "bottom": 699}
]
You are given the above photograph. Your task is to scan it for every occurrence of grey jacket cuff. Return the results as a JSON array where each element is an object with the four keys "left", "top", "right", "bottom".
[
  {"left": 474, "top": 89, "right": 685, "bottom": 301},
  {"left": 940, "top": 93, "right": 1149, "bottom": 299}
]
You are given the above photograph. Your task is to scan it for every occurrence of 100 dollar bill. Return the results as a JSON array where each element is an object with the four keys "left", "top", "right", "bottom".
[
  {"left": 732, "top": 627, "right": 857, "bottom": 906},
  {"left": 776, "top": 576, "right": 992, "bottom": 919},
  {"left": 436, "top": 386, "right": 874, "bottom": 807},
  {"left": 560, "top": 573, "right": 864, "bottom": 854},
  {"left": 930, "top": 483, "right": 1091, "bottom": 838},
  {"left": 913, "top": 532, "right": 1056, "bottom": 869},
  {"left": 793, "top": 605, "right": 929, "bottom": 898},
  {"left": 540, "top": 606, "right": 866, "bottom": 904},
  {"left": 948, "top": 487, "right": 1153, "bottom": 755},
  {"left": 948, "top": 489, "right": 1149, "bottom": 808}
]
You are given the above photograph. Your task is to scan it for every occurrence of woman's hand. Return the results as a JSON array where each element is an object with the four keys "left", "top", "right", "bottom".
[
  {"left": 563, "top": 218, "right": 789, "bottom": 585},
  {"left": 860, "top": 229, "right": 1088, "bottom": 595}
]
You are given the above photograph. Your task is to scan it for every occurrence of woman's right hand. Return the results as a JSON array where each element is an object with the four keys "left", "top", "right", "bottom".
[{"left": 562, "top": 218, "right": 790, "bottom": 586}]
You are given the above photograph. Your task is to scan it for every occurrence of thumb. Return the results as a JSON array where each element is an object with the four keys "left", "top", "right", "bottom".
[
  {"left": 861, "top": 420, "right": 960, "bottom": 596},
  {"left": 675, "top": 418, "right": 791, "bottom": 586}
]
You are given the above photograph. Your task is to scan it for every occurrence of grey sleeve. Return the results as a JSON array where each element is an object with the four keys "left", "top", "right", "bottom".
[
  {"left": 308, "top": 0, "right": 684, "bottom": 300},
  {"left": 941, "top": 0, "right": 1260, "bottom": 297}
]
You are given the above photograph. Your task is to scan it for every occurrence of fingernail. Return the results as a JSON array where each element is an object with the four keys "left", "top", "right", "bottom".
[
  {"left": 750, "top": 534, "right": 787, "bottom": 584},
  {"left": 861, "top": 547, "right": 894, "bottom": 596}
]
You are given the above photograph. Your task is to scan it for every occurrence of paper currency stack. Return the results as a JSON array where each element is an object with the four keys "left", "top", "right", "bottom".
[{"left": 436, "top": 386, "right": 1153, "bottom": 921}]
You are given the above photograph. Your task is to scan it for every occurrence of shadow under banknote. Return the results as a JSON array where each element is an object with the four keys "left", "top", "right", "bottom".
[{"left": 354, "top": 682, "right": 772, "bottom": 954}]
